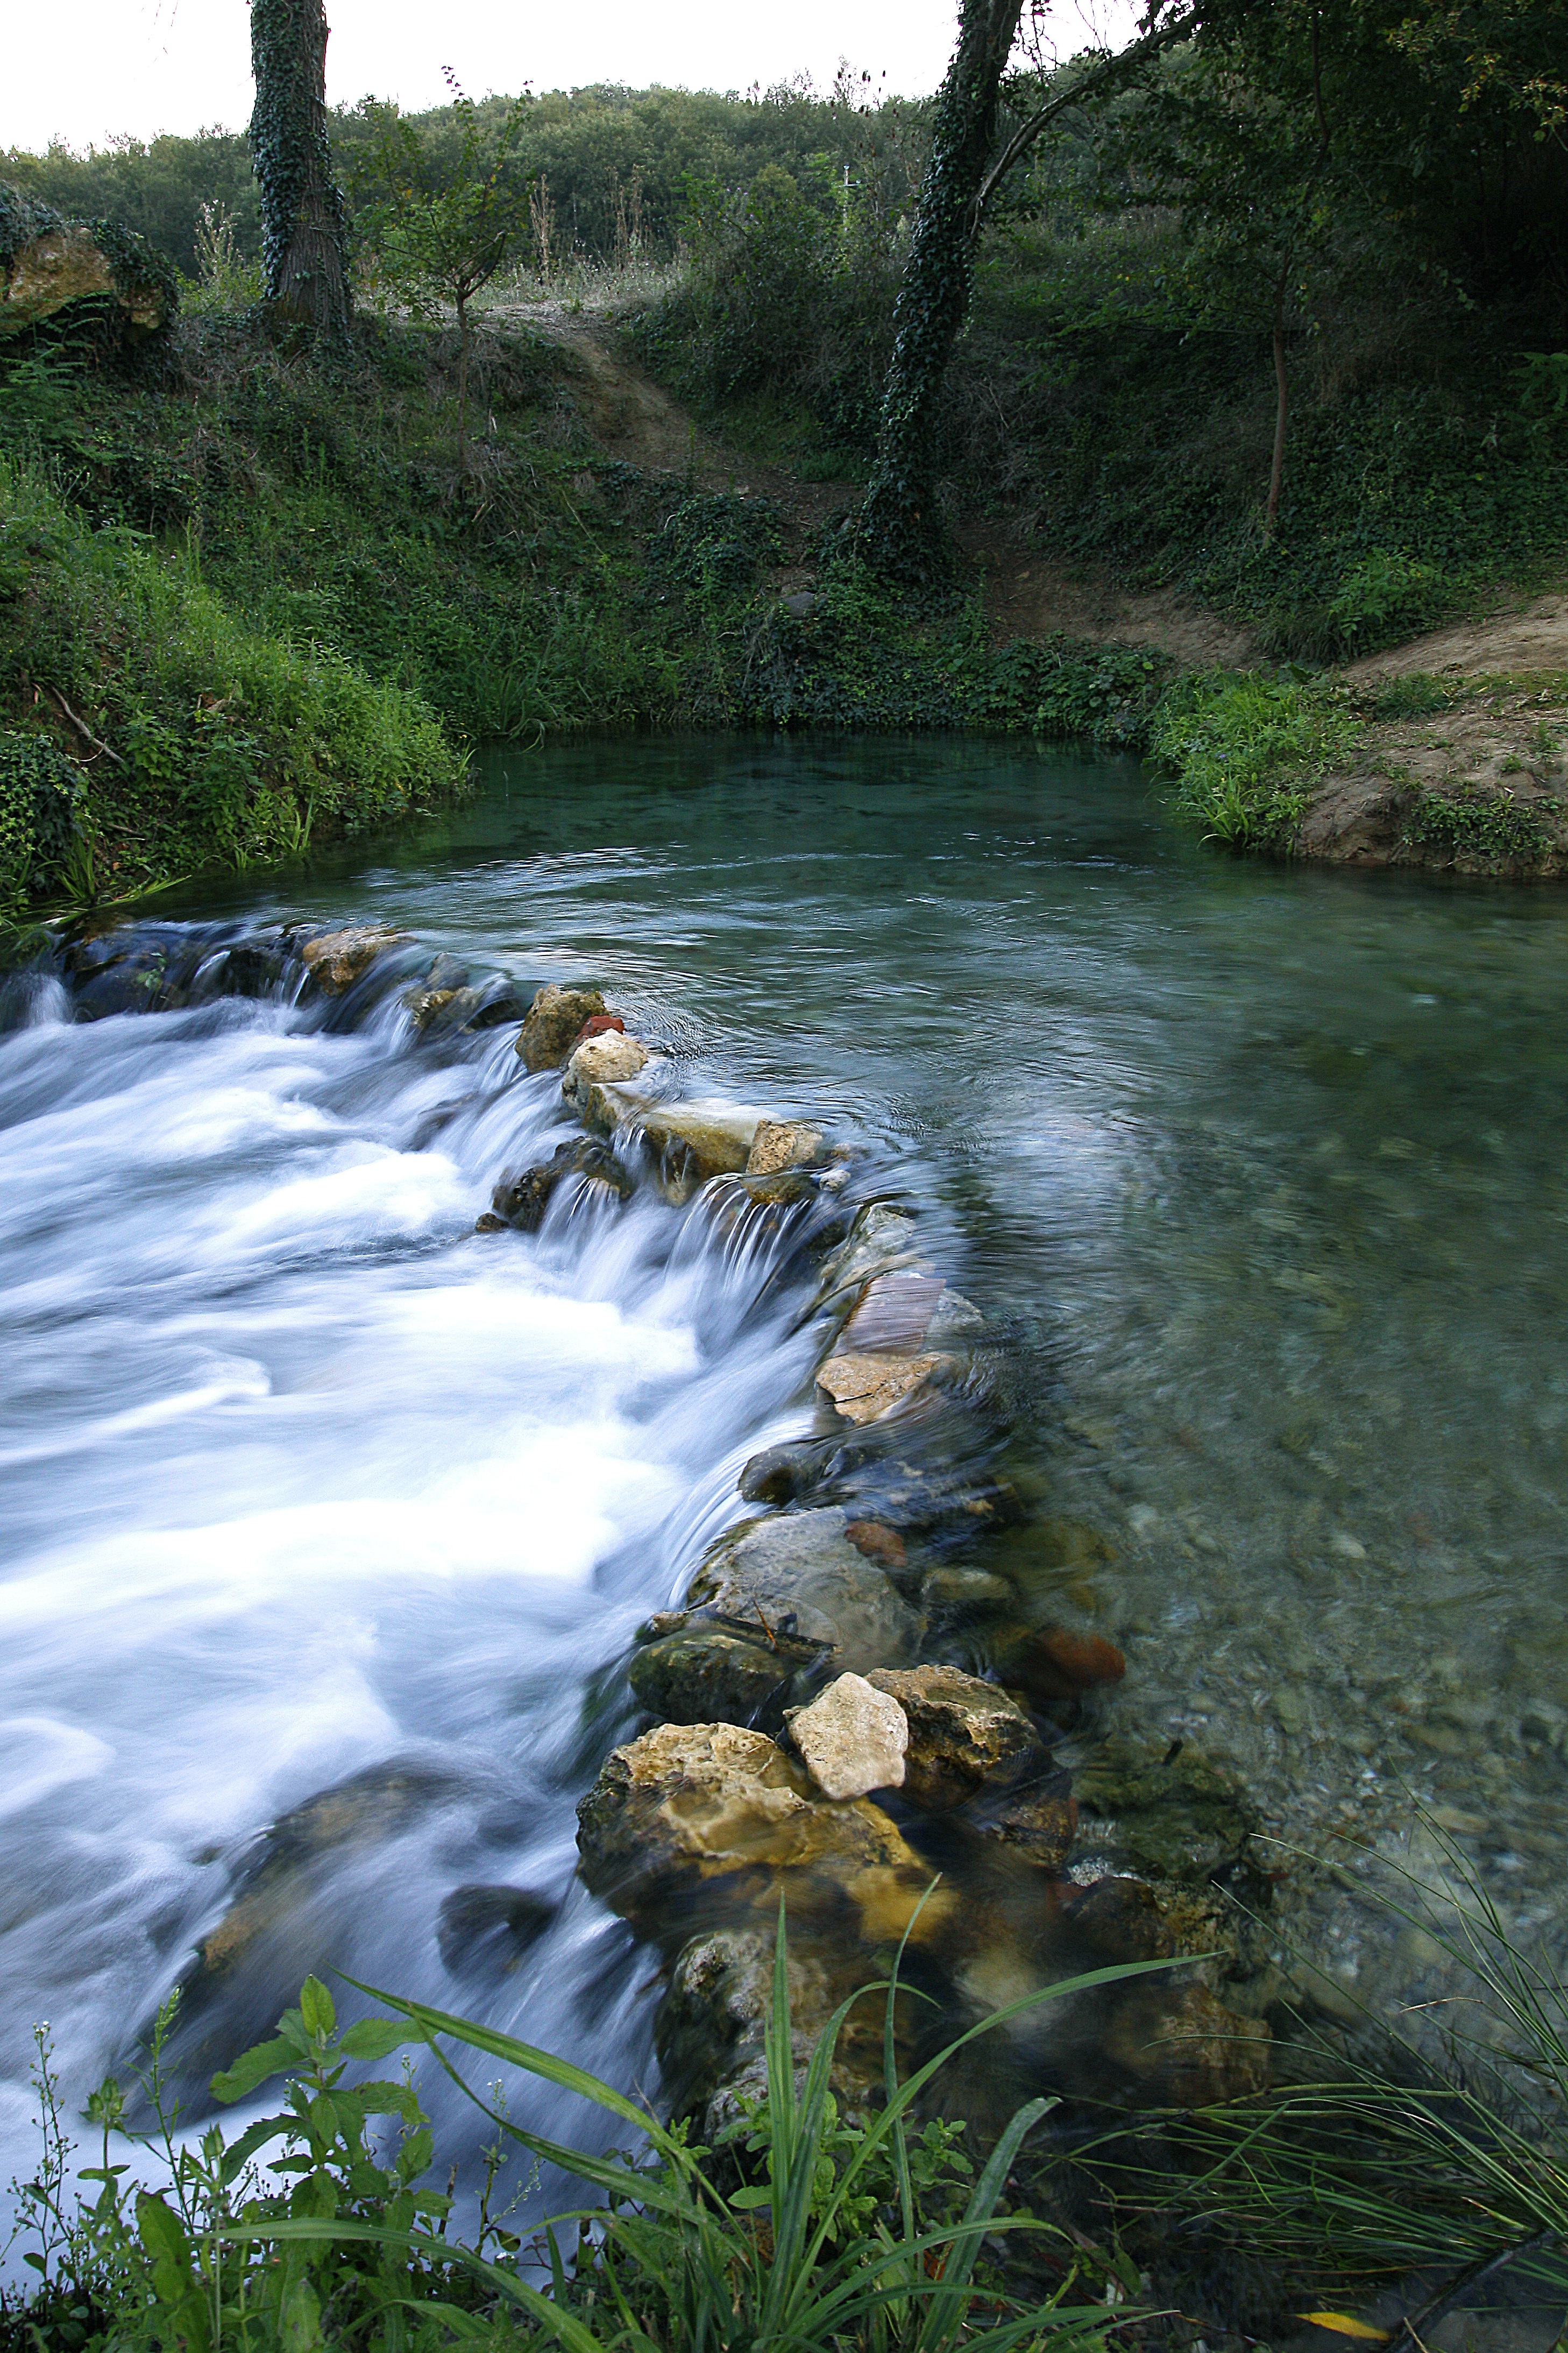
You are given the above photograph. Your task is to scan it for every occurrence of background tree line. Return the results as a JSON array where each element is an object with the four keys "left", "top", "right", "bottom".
[{"left": 0, "top": 77, "right": 928, "bottom": 284}]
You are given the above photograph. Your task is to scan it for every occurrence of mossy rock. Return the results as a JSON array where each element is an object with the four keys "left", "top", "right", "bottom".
[
  {"left": 0, "top": 183, "right": 177, "bottom": 342},
  {"left": 628, "top": 1624, "right": 796, "bottom": 1725}
]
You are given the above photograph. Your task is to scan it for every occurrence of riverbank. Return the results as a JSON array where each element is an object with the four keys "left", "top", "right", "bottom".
[
  {"left": 3, "top": 295, "right": 1565, "bottom": 924},
  {"left": 0, "top": 302, "right": 1168, "bottom": 925}
]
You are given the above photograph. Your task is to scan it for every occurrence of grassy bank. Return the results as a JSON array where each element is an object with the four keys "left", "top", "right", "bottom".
[
  {"left": 0, "top": 300, "right": 1177, "bottom": 921},
  {"left": 0, "top": 455, "right": 461, "bottom": 910}
]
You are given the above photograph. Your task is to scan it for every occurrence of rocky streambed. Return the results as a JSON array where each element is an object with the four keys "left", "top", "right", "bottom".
[{"left": 14, "top": 911, "right": 1295, "bottom": 2170}]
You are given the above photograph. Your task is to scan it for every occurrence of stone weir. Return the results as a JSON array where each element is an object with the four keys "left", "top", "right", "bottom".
[{"left": 31, "top": 916, "right": 1282, "bottom": 2143}]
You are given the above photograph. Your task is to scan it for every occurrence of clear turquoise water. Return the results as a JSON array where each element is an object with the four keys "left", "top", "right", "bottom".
[{"left": 268, "top": 732, "right": 1568, "bottom": 2001}]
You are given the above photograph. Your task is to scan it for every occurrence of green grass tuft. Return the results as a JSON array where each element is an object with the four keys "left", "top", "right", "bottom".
[{"left": 1148, "top": 672, "right": 1362, "bottom": 850}]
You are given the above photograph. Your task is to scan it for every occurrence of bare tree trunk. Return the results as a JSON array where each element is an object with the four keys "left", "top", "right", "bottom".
[
  {"left": 1266, "top": 272, "right": 1288, "bottom": 533},
  {"left": 854, "top": 0, "right": 1025, "bottom": 580},
  {"left": 250, "top": 0, "right": 351, "bottom": 337}
]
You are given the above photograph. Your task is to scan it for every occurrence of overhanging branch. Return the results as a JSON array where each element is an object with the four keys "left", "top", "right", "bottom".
[{"left": 973, "top": 2, "right": 1202, "bottom": 227}]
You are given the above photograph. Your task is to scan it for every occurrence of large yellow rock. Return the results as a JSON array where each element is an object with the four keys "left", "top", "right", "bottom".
[
  {"left": 301, "top": 924, "right": 407, "bottom": 992},
  {"left": 576, "top": 1720, "right": 954, "bottom": 1946}
]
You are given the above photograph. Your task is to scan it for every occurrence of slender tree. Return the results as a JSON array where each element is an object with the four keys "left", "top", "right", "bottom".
[
  {"left": 354, "top": 81, "right": 530, "bottom": 478},
  {"left": 854, "top": 0, "right": 1202, "bottom": 581},
  {"left": 853, "top": 0, "right": 1025, "bottom": 580},
  {"left": 250, "top": 0, "right": 352, "bottom": 335}
]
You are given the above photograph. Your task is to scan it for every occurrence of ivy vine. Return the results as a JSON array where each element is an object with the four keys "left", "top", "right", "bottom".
[
  {"left": 249, "top": 0, "right": 350, "bottom": 324},
  {"left": 852, "top": 0, "right": 1023, "bottom": 583}
]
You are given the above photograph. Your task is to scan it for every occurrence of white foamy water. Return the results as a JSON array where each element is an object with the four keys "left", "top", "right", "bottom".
[{"left": 0, "top": 976, "right": 818, "bottom": 2199}]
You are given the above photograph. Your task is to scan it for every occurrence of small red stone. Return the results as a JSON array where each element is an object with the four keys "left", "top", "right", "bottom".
[
  {"left": 1016, "top": 1625, "right": 1127, "bottom": 1703},
  {"left": 846, "top": 1520, "right": 907, "bottom": 1571},
  {"left": 571, "top": 1013, "right": 626, "bottom": 1048}
]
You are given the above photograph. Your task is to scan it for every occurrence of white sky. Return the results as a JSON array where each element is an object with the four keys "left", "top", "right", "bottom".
[{"left": 3, "top": 0, "right": 1143, "bottom": 155}]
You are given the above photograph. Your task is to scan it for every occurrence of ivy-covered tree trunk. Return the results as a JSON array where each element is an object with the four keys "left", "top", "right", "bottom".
[
  {"left": 855, "top": 0, "right": 1025, "bottom": 580},
  {"left": 250, "top": 0, "right": 351, "bottom": 336}
]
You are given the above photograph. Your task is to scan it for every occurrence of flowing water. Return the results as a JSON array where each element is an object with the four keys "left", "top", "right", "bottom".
[{"left": 3, "top": 733, "right": 1567, "bottom": 2207}]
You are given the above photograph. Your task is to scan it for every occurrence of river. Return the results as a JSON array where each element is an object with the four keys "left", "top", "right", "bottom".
[{"left": 2, "top": 733, "right": 1565, "bottom": 2204}]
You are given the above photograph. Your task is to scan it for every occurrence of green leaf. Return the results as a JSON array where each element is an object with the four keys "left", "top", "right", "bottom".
[
  {"left": 280, "top": 2275, "right": 324, "bottom": 2353},
  {"left": 220, "top": 2115, "right": 293, "bottom": 2183},
  {"left": 347, "top": 2079, "right": 422, "bottom": 2119},
  {"left": 211, "top": 2033, "right": 297, "bottom": 2104},
  {"left": 135, "top": 2192, "right": 191, "bottom": 2270},
  {"left": 299, "top": 1976, "right": 336, "bottom": 2038},
  {"left": 336, "top": 2015, "right": 414, "bottom": 2061}
]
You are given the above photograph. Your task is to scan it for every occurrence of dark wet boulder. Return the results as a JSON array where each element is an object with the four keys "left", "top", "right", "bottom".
[
  {"left": 70, "top": 951, "right": 169, "bottom": 1019},
  {"left": 143, "top": 1761, "right": 462, "bottom": 2102},
  {"left": 983, "top": 1782, "right": 1077, "bottom": 1872},
  {"left": 437, "top": 1883, "right": 556, "bottom": 1982},
  {"left": 1102, "top": 1981, "right": 1271, "bottom": 2105},
  {"left": 1071, "top": 1732, "right": 1260, "bottom": 1885},
  {"left": 920, "top": 1566, "right": 1014, "bottom": 1620},
  {"left": 489, "top": 1137, "right": 634, "bottom": 1231},
  {"left": 656, "top": 1925, "right": 886, "bottom": 2135},
  {"left": 813, "top": 1202, "right": 930, "bottom": 1305},
  {"left": 465, "top": 984, "right": 531, "bottom": 1031},
  {"left": 403, "top": 953, "right": 475, "bottom": 1030},
  {"left": 867, "top": 1664, "right": 1042, "bottom": 1811},
  {"left": 200, "top": 933, "right": 297, "bottom": 1001},
  {"left": 683, "top": 1508, "right": 923, "bottom": 1675},
  {"left": 739, "top": 1438, "right": 841, "bottom": 1507},
  {"left": 627, "top": 1624, "right": 796, "bottom": 1725},
  {"left": 516, "top": 983, "right": 606, "bottom": 1072}
]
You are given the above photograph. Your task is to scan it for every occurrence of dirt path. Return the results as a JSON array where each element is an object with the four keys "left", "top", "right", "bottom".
[
  {"left": 489, "top": 301, "right": 853, "bottom": 541},
  {"left": 1343, "top": 591, "right": 1568, "bottom": 681},
  {"left": 957, "top": 533, "right": 1258, "bottom": 665}
]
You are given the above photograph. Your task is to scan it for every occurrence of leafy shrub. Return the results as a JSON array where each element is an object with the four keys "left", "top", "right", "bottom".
[
  {"left": 1326, "top": 549, "right": 1444, "bottom": 650},
  {"left": 649, "top": 493, "right": 785, "bottom": 600},
  {"left": 0, "top": 731, "right": 81, "bottom": 905},
  {"left": 1400, "top": 787, "right": 1560, "bottom": 870}
]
